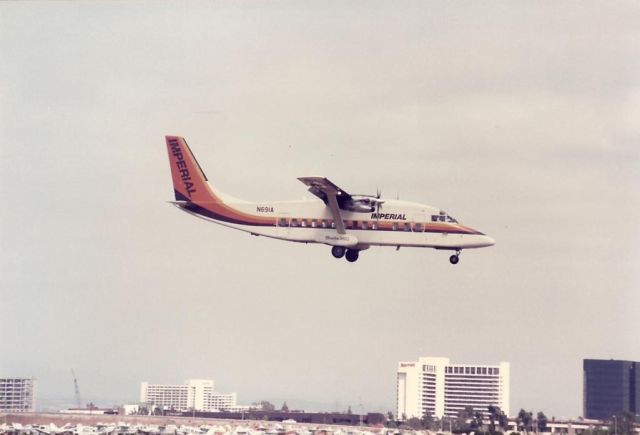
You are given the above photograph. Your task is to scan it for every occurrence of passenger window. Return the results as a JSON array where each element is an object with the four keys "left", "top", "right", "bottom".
[
  {"left": 311, "top": 219, "right": 318, "bottom": 228},
  {"left": 331, "top": 221, "right": 336, "bottom": 229},
  {"left": 291, "top": 218, "right": 298, "bottom": 227},
  {"left": 352, "top": 221, "right": 359, "bottom": 229},
  {"left": 321, "top": 220, "right": 327, "bottom": 228},
  {"left": 404, "top": 223, "right": 411, "bottom": 232},
  {"left": 414, "top": 222, "right": 423, "bottom": 232},
  {"left": 278, "top": 218, "right": 289, "bottom": 227},
  {"left": 300, "top": 219, "right": 307, "bottom": 227},
  {"left": 392, "top": 222, "right": 398, "bottom": 231},
  {"left": 372, "top": 222, "right": 378, "bottom": 230},
  {"left": 362, "top": 221, "right": 369, "bottom": 230}
]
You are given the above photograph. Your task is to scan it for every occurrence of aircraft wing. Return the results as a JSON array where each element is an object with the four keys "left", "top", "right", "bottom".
[
  {"left": 298, "top": 177, "right": 349, "bottom": 234},
  {"left": 297, "top": 177, "right": 352, "bottom": 203}
]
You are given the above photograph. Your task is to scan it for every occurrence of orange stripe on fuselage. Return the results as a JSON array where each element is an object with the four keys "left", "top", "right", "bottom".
[
  {"left": 198, "top": 201, "right": 276, "bottom": 226},
  {"left": 188, "top": 204, "right": 480, "bottom": 235}
]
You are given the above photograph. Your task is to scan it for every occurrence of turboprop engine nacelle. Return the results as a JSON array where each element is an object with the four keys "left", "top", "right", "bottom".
[
  {"left": 341, "top": 196, "right": 382, "bottom": 213},
  {"left": 315, "top": 233, "right": 358, "bottom": 246}
]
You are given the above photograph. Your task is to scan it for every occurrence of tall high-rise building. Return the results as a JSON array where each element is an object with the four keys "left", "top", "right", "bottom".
[
  {"left": 0, "top": 378, "right": 36, "bottom": 412},
  {"left": 583, "top": 359, "right": 639, "bottom": 419},
  {"left": 397, "top": 357, "right": 509, "bottom": 419},
  {"left": 140, "top": 379, "right": 239, "bottom": 412}
]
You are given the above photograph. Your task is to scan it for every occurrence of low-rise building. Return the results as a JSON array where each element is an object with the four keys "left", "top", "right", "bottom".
[{"left": 140, "top": 379, "right": 242, "bottom": 412}]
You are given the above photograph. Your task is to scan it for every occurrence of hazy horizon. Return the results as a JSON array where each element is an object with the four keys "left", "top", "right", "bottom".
[{"left": 1, "top": 1, "right": 639, "bottom": 420}]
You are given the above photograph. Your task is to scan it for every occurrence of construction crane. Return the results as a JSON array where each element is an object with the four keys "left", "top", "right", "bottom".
[{"left": 70, "top": 369, "right": 82, "bottom": 408}]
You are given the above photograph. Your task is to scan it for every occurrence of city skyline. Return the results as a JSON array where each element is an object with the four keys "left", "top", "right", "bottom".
[
  {"left": 1, "top": 1, "right": 639, "bottom": 419},
  {"left": 7, "top": 355, "right": 640, "bottom": 417}
]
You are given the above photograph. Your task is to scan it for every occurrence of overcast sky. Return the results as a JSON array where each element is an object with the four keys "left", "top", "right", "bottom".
[{"left": 1, "top": 1, "right": 639, "bottom": 419}]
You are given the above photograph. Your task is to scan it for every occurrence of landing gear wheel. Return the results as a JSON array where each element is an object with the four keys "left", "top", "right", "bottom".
[
  {"left": 345, "top": 249, "right": 359, "bottom": 263},
  {"left": 331, "top": 246, "right": 346, "bottom": 259},
  {"left": 449, "top": 254, "right": 460, "bottom": 265}
]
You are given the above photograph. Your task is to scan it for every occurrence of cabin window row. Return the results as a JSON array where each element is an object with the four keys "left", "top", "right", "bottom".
[
  {"left": 277, "top": 218, "right": 436, "bottom": 232},
  {"left": 279, "top": 218, "right": 337, "bottom": 229}
]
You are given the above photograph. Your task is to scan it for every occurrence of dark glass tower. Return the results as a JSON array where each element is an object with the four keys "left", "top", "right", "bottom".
[{"left": 583, "top": 359, "right": 639, "bottom": 419}]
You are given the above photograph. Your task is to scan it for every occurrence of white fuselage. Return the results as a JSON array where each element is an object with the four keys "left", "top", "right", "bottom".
[{"left": 177, "top": 197, "right": 494, "bottom": 251}]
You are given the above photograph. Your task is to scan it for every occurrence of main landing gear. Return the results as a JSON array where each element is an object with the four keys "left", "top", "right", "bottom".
[
  {"left": 345, "top": 249, "right": 359, "bottom": 263},
  {"left": 331, "top": 246, "right": 360, "bottom": 262},
  {"left": 449, "top": 250, "right": 461, "bottom": 265},
  {"left": 331, "top": 246, "right": 345, "bottom": 258}
]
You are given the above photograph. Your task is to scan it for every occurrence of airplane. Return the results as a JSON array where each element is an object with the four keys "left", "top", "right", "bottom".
[{"left": 165, "top": 136, "right": 494, "bottom": 263}]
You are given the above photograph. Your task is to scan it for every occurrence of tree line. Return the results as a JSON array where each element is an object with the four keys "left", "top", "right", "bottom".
[{"left": 386, "top": 406, "right": 548, "bottom": 434}]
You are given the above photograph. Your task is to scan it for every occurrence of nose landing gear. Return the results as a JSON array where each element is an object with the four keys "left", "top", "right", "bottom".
[{"left": 449, "top": 250, "right": 461, "bottom": 265}]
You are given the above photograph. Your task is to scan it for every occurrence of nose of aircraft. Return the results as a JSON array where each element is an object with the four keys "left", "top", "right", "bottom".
[{"left": 482, "top": 235, "right": 496, "bottom": 247}]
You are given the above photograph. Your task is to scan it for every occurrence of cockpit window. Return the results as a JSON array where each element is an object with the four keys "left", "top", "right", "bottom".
[{"left": 431, "top": 213, "right": 458, "bottom": 223}]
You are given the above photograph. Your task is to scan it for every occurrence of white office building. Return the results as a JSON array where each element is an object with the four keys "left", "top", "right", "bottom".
[
  {"left": 0, "top": 378, "right": 36, "bottom": 412},
  {"left": 397, "top": 357, "right": 509, "bottom": 419},
  {"left": 140, "top": 379, "right": 239, "bottom": 412}
]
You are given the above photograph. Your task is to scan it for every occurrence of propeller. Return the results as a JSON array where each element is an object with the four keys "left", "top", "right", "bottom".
[{"left": 375, "top": 187, "right": 384, "bottom": 214}]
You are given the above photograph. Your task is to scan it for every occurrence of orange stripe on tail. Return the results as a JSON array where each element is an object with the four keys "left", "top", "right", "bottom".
[{"left": 165, "top": 136, "right": 220, "bottom": 203}]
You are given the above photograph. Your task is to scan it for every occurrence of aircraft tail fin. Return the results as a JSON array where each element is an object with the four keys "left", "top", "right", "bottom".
[{"left": 165, "top": 136, "right": 220, "bottom": 203}]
